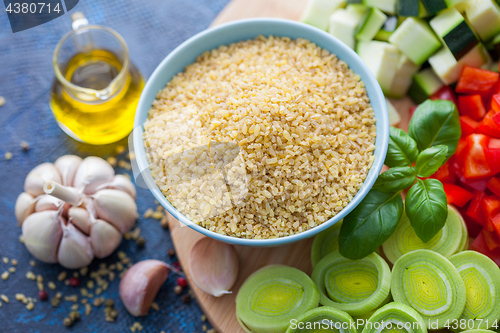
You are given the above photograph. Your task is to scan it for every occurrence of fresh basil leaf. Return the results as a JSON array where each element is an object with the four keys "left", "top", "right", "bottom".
[
  {"left": 405, "top": 179, "right": 448, "bottom": 243},
  {"left": 372, "top": 167, "right": 417, "bottom": 193},
  {"left": 408, "top": 99, "right": 461, "bottom": 159},
  {"left": 339, "top": 190, "right": 403, "bottom": 260},
  {"left": 415, "top": 145, "right": 448, "bottom": 178},
  {"left": 385, "top": 127, "right": 419, "bottom": 167}
]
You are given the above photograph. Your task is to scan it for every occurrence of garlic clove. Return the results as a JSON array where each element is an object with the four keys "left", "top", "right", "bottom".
[
  {"left": 93, "top": 189, "right": 138, "bottom": 233},
  {"left": 96, "top": 174, "right": 137, "bottom": 199},
  {"left": 24, "top": 163, "right": 62, "bottom": 197},
  {"left": 68, "top": 207, "right": 92, "bottom": 235},
  {"left": 35, "top": 195, "right": 62, "bottom": 212},
  {"left": 57, "top": 222, "right": 94, "bottom": 269},
  {"left": 189, "top": 237, "right": 239, "bottom": 297},
  {"left": 119, "top": 260, "right": 169, "bottom": 316},
  {"left": 90, "top": 219, "right": 122, "bottom": 258},
  {"left": 15, "top": 192, "right": 36, "bottom": 226},
  {"left": 73, "top": 157, "right": 114, "bottom": 195},
  {"left": 54, "top": 155, "right": 82, "bottom": 186},
  {"left": 22, "top": 211, "right": 63, "bottom": 263}
]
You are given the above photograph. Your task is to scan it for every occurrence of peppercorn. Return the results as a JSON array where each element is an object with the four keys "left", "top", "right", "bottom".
[
  {"left": 168, "top": 249, "right": 175, "bottom": 257},
  {"left": 69, "top": 277, "right": 80, "bottom": 287},
  {"left": 136, "top": 236, "right": 146, "bottom": 247},
  {"left": 181, "top": 294, "right": 191, "bottom": 304},
  {"left": 63, "top": 318, "right": 73, "bottom": 327},
  {"left": 177, "top": 277, "right": 187, "bottom": 288},
  {"left": 104, "top": 299, "right": 114, "bottom": 308},
  {"left": 173, "top": 261, "right": 181, "bottom": 270},
  {"left": 38, "top": 290, "right": 48, "bottom": 301},
  {"left": 174, "top": 285, "right": 183, "bottom": 295}
]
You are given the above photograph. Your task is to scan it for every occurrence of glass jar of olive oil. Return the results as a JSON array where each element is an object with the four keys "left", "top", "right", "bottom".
[{"left": 51, "top": 13, "right": 144, "bottom": 145}]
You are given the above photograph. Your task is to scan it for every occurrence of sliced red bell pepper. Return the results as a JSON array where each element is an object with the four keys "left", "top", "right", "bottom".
[
  {"left": 482, "top": 229, "right": 500, "bottom": 250},
  {"left": 467, "top": 190, "right": 487, "bottom": 225},
  {"left": 485, "top": 147, "right": 500, "bottom": 175},
  {"left": 464, "top": 134, "right": 496, "bottom": 179},
  {"left": 492, "top": 213, "right": 500, "bottom": 240},
  {"left": 443, "top": 183, "right": 473, "bottom": 207},
  {"left": 471, "top": 232, "right": 500, "bottom": 267},
  {"left": 431, "top": 86, "right": 458, "bottom": 105},
  {"left": 491, "top": 94, "right": 500, "bottom": 113},
  {"left": 460, "top": 116, "right": 480, "bottom": 137},
  {"left": 431, "top": 160, "right": 456, "bottom": 183},
  {"left": 482, "top": 195, "right": 500, "bottom": 231},
  {"left": 452, "top": 138, "right": 468, "bottom": 176},
  {"left": 456, "top": 66, "right": 499, "bottom": 94},
  {"left": 493, "top": 111, "right": 500, "bottom": 127},
  {"left": 459, "top": 176, "right": 489, "bottom": 192},
  {"left": 490, "top": 138, "right": 500, "bottom": 148},
  {"left": 487, "top": 177, "right": 500, "bottom": 197},
  {"left": 477, "top": 110, "right": 500, "bottom": 138},
  {"left": 459, "top": 94, "right": 487, "bottom": 120}
]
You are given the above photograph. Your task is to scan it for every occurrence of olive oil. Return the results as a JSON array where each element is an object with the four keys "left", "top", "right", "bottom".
[{"left": 50, "top": 49, "right": 144, "bottom": 144}]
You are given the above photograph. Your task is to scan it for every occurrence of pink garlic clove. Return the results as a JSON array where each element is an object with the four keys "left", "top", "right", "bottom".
[
  {"left": 54, "top": 155, "right": 82, "bottom": 186},
  {"left": 93, "top": 189, "right": 138, "bottom": 233},
  {"left": 96, "top": 174, "right": 137, "bottom": 199},
  {"left": 35, "top": 195, "right": 62, "bottom": 212},
  {"left": 22, "top": 211, "right": 63, "bottom": 263},
  {"left": 68, "top": 207, "right": 92, "bottom": 235},
  {"left": 73, "top": 157, "right": 114, "bottom": 195},
  {"left": 24, "top": 163, "right": 62, "bottom": 197},
  {"left": 15, "top": 192, "right": 36, "bottom": 226},
  {"left": 90, "top": 219, "right": 122, "bottom": 258},
  {"left": 57, "top": 222, "right": 94, "bottom": 269},
  {"left": 119, "top": 260, "right": 169, "bottom": 316}
]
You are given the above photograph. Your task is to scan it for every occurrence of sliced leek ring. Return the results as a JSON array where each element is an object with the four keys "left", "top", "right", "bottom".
[
  {"left": 382, "top": 205, "right": 464, "bottom": 265},
  {"left": 285, "top": 306, "right": 357, "bottom": 333},
  {"left": 311, "top": 220, "right": 342, "bottom": 267},
  {"left": 311, "top": 251, "right": 391, "bottom": 317},
  {"left": 361, "top": 302, "right": 427, "bottom": 333},
  {"left": 391, "top": 249, "right": 466, "bottom": 329},
  {"left": 457, "top": 210, "right": 469, "bottom": 253},
  {"left": 449, "top": 251, "right": 500, "bottom": 330},
  {"left": 236, "top": 265, "right": 320, "bottom": 333}
]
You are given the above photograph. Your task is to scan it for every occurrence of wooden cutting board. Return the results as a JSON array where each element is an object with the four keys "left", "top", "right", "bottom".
[{"left": 168, "top": 1, "right": 414, "bottom": 332}]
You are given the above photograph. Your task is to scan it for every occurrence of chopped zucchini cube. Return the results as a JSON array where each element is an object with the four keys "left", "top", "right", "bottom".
[
  {"left": 397, "top": 0, "right": 419, "bottom": 16},
  {"left": 444, "top": 0, "right": 468, "bottom": 12},
  {"left": 329, "top": 7, "right": 367, "bottom": 49},
  {"left": 375, "top": 30, "right": 394, "bottom": 42},
  {"left": 420, "top": 0, "right": 448, "bottom": 15},
  {"left": 465, "top": 0, "right": 500, "bottom": 42},
  {"left": 301, "top": 0, "right": 347, "bottom": 31},
  {"left": 408, "top": 68, "right": 445, "bottom": 104},
  {"left": 364, "top": 0, "right": 397, "bottom": 14},
  {"left": 388, "top": 55, "right": 421, "bottom": 98},
  {"left": 356, "top": 8, "right": 388, "bottom": 41},
  {"left": 386, "top": 98, "right": 402, "bottom": 126},
  {"left": 389, "top": 18, "right": 442, "bottom": 65}
]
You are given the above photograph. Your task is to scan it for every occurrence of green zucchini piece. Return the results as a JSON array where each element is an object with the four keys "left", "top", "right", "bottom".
[
  {"left": 364, "top": 0, "right": 397, "bottom": 15},
  {"left": 391, "top": 249, "right": 467, "bottom": 329},
  {"left": 397, "top": 0, "right": 419, "bottom": 16},
  {"left": 301, "top": 0, "right": 347, "bottom": 31},
  {"left": 286, "top": 306, "right": 357, "bottom": 333},
  {"left": 445, "top": 0, "right": 468, "bottom": 12},
  {"left": 465, "top": 0, "right": 500, "bottom": 42},
  {"left": 356, "top": 8, "right": 388, "bottom": 41},
  {"left": 374, "top": 30, "right": 393, "bottom": 42},
  {"left": 361, "top": 302, "right": 428, "bottom": 333},
  {"left": 389, "top": 18, "right": 442, "bottom": 65},
  {"left": 387, "top": 54, "right": 420, "bottom": 98},
  {"left": 449, "top": 251, "right": 500, "bottom": 330},
  {"left": 311, "top": 220, "right": 342, "bottom": 267},
  {"left": 357, "top": 41, "right": 400, "bottom": 94},
  {"left": 409, "top": 68, "right": 444, "bottom": 104},
  {"left": 329, "top": 7, "right": 367, "bottom": 49},
  {"left": 430, "top": 7, "right": 479, "bottom": 60},
  {"left": 420, "top": 0, "right": 448, "bottom": 15},
  {"left": 386, "top": 98, "right": 401, "bottom": 126}
]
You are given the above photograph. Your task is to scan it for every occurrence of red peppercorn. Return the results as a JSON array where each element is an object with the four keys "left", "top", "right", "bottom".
[
  {"left": 177, "top": 277, "right": 187, "bottom": 288},
  {"left": 38, "top": 290, "right": 48, "bottom": 301},
  {"left": 173, "top": 261, "right": 181, "bottom": 270},
  {"left": 69, "top": 277, "right": 80, "bottom": 287}
]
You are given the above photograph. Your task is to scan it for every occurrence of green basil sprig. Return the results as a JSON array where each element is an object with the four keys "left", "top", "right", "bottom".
[{"left": 339, "top": 100, "right": 460, "bottom": 260}]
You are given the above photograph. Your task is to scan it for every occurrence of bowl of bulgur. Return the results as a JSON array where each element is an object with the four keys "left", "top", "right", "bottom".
[{"left": 133, "top": 18, "right": 389, "bottom": 246}]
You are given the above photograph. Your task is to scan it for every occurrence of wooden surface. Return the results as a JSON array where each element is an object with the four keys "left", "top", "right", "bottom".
[{"left": 169, "top": 0, "right": 414, "bottom": 332}]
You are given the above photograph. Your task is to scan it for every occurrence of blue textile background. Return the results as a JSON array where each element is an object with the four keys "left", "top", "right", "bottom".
[{"left": 0, "top": 0, "right": 231, "bottom": 332}]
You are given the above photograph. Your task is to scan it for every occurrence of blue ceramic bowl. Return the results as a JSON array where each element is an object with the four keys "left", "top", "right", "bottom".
[{"left": 133, "top": 18, "right": 389, "bottom": 247}]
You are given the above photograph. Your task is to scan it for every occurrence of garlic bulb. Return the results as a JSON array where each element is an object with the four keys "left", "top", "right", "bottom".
[
  {"left": 18, "top": 155, "right": 138, "bottom": 269},
  {"left": 119, "top": 260, "right": 170, "bottom": 316},
  {"left": 189, "top": 237, "right": 239, "bottom": 297}
]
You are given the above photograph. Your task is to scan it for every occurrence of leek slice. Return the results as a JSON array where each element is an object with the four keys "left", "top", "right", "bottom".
[
  {"left": 457, "top": 209, "right": 469, "bottom": 252},
  {"left": 361, "top": 302, "right": 427, "bottom": 333},
  {"left": 286, "top": 306, "right": 357, "bottom": 333},
  {"left": 311, "top": 221, "right": 342, "bottom": 267},
  {"left": 236, "top": 265, "right": 320, "bottom": 333},
  {"left": 449, "top": 251, "right": 500, "bottom": 330},
  {"left": 312, "top": 251, "right": 391, "bottom": 317},
  {"left": 391, "top": 249, "right": 466, "bottom": 329},
  {"left": 382, "top": 205, "right": 464, "bottom": 264}
]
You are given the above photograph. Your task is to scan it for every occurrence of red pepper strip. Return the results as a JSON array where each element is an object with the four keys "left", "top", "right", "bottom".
[
  {"left": 431, "top": 160, "right": 456, "bottom": 183},
  {"left": 430, "top": 85, "right": 458, "bottom": 105},
  {"left": 459, "top": 94, "right": 487, "bottom": 120},
  {"left": 490, "top": 138, "right": 500, "bottom": 148},
  {"left": 487, "top": 177, "right": 500, "bottom": 197},
  {"left": 483, "top": 195, "right": 500, "bottom": 232},
  {"left": 493, "top": 111, "right": 500, "bottom": 127},
  {"left": 467, "top": 190, "right": 487, "bottom": 225},
  {"left": 443, "top": 183, "right": 473, "bottom": 207},
  {"left": 492, "top": 213, "right": 500, "bottom": 241},
  {"left": 477, "top": 110, "right": 500, "bottom": 138},
  {"left": 456, "top": 65, "right": 499, "bottom": 94},
  {"left": 464, "top": 134, "right": 495, "bottom": 179},
  {"left": 460, "top": 116, "right": 480, "bottom": 137},
  {"left": 482, "top": 228, "right": 500, "bottom": 250},
  {"left": 471, "top": 232, "right": 500, "bottom": 267},
  {"left": 492, "top": 94, "right": 500, "bottom": 113}
]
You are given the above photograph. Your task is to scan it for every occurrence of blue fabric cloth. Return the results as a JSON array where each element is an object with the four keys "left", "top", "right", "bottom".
[{"left": 0, "top": 0, "right": 231, "bottom": 331}]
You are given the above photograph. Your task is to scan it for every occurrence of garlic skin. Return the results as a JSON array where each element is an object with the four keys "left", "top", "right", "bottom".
[
  {"left": 93, "top": 189, "right": 138, "bottom": 233},
  {"left": 15, "top": 192, "right": 36, "bottom": 226},
  {"left": 24, "top": 163, "right": 62, "bottom": 197},
  {"left": 68, "top": 207, "right": 92, "bottom": 235},
  {"left": 35, "top": 195, "right": 62, "bottom": 212},
  {"left": 73, "top": 157, "right": 114, "bottom": 194},
  {"left": 90, "top": 219, "right": 122, "bottom": 258},
  {"left": 119, "top": 260, "right": 169, "bottom": 316},
  {"left": 55, "top": 155, "right": 82, "bottom": 186},
  {"left": 58, "top": 222, "right": 93, "bottom": 269},
  {"left": 22, "top": 211, "right": 63, "bottom": 263},
  {"left": 189, "top": 237, "right": 239, "bottom": 297},
  {"left": 97, "top": 175, "right": 137, "bottom": 199}
]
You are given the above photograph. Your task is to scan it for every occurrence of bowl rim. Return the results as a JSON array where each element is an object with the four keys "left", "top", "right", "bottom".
[{"left": 133, "top": 17, "right": 389, "bottom": 247}]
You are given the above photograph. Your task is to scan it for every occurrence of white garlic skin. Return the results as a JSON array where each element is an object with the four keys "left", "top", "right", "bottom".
[
  {"left": 68, "top": 207, "right": 92, "bottom": 235},
  {"left": 54, "top": 155, "right": 82, "bottom": 186},
  {"left": 73, "top": 157, "right": 114, "bottom": 194},
  {"left": 119, "top": 260, "right": 169, "bottom": 316},
  {"left": 22, "top": 211, "right": 62, "bottom": 263},
  {"left": 90, "top": 219, "right": 122, "bottom": 258},
  {"left": 24, "top": 163, "right": 62, "bottom": 197},
  {"left": 97, "top": 175, "right": 137, "bottom": 199},
  {"left": 93, "top": 189, "right": 137, "bottom": 233},
  {"left": 189, "top": 237, "right": 239, "bottom": 297},
  {"left": 35, "top": 195, "right": 62, "bottom": 212},
  {"left": 15, "top": 192, "right": 36, "bottom": 226},
  {"left": 57, "top": 222, "right": 93, "bottom": 269}
]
